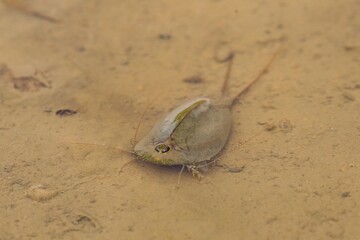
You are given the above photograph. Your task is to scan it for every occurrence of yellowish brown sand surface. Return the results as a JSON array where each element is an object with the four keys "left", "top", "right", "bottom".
[{"left": 0, "top": 0, "right": 359, "bottom": 239}]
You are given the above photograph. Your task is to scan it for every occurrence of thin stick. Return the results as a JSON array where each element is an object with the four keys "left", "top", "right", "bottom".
[
  {"left": 118, "top": 159, "right": 136, "bottom": 174},
  {"left": 69, "top": 141, "right": 136, "bottom": 174},
  {"left": 70, "top": 142, "right": 133, "bottom": 155}
]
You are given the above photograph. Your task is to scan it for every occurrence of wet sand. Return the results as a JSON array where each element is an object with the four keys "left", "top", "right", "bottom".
[{"left": 0, "top": 0, "right": 359, "bottom": 239}]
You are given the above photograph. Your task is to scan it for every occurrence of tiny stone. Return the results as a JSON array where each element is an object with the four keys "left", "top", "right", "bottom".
[
  {"left": 183, "top": 76, "right": 204, "bottom": 84},
  {"left": 25, "top": 184, "right": 58, "bottom": 202},
  {"left": 341, "top": 192, "right": 351, "bottom": 198},
  {"left": 265, "top": 123, "right": 277, "bottom": 131},
  {"left": 158, "top": 34, "right": 172, "bottom": 40},
  {"left": 56, "top": 109, "right": 77, "bottom": 117}
]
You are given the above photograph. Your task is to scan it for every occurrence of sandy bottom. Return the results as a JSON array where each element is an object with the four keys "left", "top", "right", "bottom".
[{"left": 0, "top": 0, "right": 359, "bottom": 239}]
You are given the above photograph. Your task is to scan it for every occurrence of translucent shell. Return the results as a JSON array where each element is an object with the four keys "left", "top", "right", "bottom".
[{"left": 134, "top": 97, "right": 232, "bottom": 166}]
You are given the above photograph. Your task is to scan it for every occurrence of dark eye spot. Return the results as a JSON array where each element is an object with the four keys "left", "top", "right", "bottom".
[{"left": 155, "top": 144, "right": 170, "bottom": 153}]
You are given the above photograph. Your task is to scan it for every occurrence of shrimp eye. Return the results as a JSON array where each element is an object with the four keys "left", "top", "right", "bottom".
[{"left": 155, "top": 144, "right": 170, "bottom": 153}]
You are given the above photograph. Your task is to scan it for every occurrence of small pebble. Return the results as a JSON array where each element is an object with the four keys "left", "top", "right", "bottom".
[
  {"left": 265, "top": 123, "right": 277, "bottom": 131},
  {"left": 25, "top": 184, "right": 58, "bottom": 202},
  {"left": 341, "top": 192, "right": 351, "bottom": 198},
  {"left": 56, "top": 109, "right": 77, "bottom": 117},
  {"left": 158, "top": 34, "right": 172, "bottom": 40},
  {"left": 183, "top": 76, "right": 204, "bottom": 84}
]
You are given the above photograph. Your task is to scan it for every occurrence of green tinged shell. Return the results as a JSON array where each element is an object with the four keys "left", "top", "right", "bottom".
[{"left": 134, "top": 97, "right": 232, "bottom": 166}]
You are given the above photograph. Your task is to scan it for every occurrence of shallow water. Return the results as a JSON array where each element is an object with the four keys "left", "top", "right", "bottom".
[{"left": 0, "top": 0, "right": 359, "bottom": 239}]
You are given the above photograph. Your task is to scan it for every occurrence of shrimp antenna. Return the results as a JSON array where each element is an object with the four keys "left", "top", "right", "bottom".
[
  {"left": 177, "top": 165, "right": 186, "bottom": 186},
  {"left": 132, "top": 95, "right": 160, "bottom": 146},
  {"left": 70, "top": 142, "right": 133, "bottom": 156}
]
